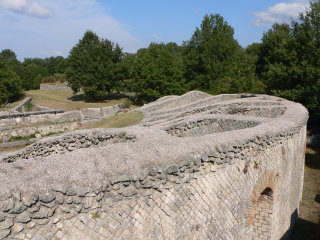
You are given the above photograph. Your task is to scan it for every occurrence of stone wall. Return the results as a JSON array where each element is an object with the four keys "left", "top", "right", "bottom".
[
  {"left": 40, "top": 84, "right": 72, "bottom": 91},
  {"left": 0, "top": 92, "right": 308, "bottom": 240},
  {"left": 13, "top": 97, "right": 32, "bottom": 113},
  {"left": 0, "top": 105, "right": 120, "bottom": 142}
]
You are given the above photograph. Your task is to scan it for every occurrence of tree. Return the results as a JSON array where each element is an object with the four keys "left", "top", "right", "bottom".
[
  {"left": 45, "top": 56, "right": 67, "bottom": 76},
  {"left": 0, "top": 49, "right": 22, "bottom": 80},
  {"left": 0, "top": 49, "right": 17, "bottom": 60},
  {"left": 112, "top": 53, "right": 136, "bottom": 94},
  {"left": 290, "top": 0, "right": 320, "bottom": 115},
  {"left": 256, "top": 24, "right": 297, "bottom": 91},
  {"left": 0, "top": 60, "right": 23, "bottom": 105},
  {"left": 66, "top": 31, "right": 123, "bottom": 100},
  {"left": 183, "top": 14, "right": 241, "bottom": 93},
  {"left": 229, "top": 48, "right": 265, "bottom": 94},
  {"left": 257, "top": 1, "right": 320, "bottom": 116},
  {"left": 131, "top": 42, "right": 186, "bottom": 103},
  {"left": 21, "top": 63, "right": 47, "bottom": 90}
]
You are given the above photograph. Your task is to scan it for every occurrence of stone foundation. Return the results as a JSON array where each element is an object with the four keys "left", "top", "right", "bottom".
[{"left": 0, "top": 91, "right": 308, "bottom": 239}]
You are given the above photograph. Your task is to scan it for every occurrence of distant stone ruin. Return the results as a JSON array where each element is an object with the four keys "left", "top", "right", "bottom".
[
  {"left": 0, "top": 104, "right": 120, "bottom": 144},
  {"left": 0, "top": 91, "right": 308, "bottom": 240},
  {"left": 40, "top": 83, "right": 72, "bottom": 91}
]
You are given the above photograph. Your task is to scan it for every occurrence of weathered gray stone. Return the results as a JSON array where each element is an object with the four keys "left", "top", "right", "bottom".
[
  {"left": 29, "top": 204, "right": 40, "bottom": 213},
  {"left": 0, "top": 229, "right": 10, "bottom": 239},
  {"left": 26, "top": 221, "right": 35, "bottom": 229},
  {"left": 0, "top": 198, "right": 14, "bottom": 212},
  {"left": 39, "top": 193, "right": 55, "bottom": 203},
  {"left": 73, "top": 187, "right": 90, "bottom": 197},
  {"left": 15, "top": 211, "right": 31, "bottom": 223},
  {"left": 52, "top": 186, "right": 67, "bottom": 194},
  {"left": 166, "top": 165, "right": 179, "bottom": 174},
  {"left": 0, "top": 218, "right": 13, "bottom": 230},
  {"left": 121, "top": 186, "right": 137, "bottom": 197},
  {"left": 59, "top": 205, "right": 71, "bottom": 213},
  {"left": 32, "top": 207, "right": 52, "bottom": 219},
  {"left": 12, "top": 223, "right": 24, "bottom": 233},
  {"left": 12, "top": 191, "right": 21, "bottom": 201},
  {"left": 9, "top": 202, "right": 26, "bottom": 214},
  {"left": 66, "top": 188, "right": 76, "bottom": 196}
]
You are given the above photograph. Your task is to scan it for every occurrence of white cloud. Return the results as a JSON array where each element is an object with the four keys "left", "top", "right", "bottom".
[
  {"left": 0, "top": 0, "right": 52, "bottom": 18},
  {"left": 152, "top": 33, "right": 161, "bottom": 41},
  {"left": 40, "top": 50, "right": 64, "bottom": 57},
  {"left": 253, "top": 0, "right": 308, "bottom": 26},
  {"left": 0, "top": 0, "right": 144, "bottom": 59}
]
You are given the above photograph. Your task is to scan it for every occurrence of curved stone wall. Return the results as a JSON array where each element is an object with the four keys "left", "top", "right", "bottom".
[{"left": 0, "top": 91, "right": 308, "bottom": 240}]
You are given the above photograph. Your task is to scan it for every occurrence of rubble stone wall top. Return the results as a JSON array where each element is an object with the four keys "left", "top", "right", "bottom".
[{"left": 0, "top": 91, "right": 308, "bottom": 240}]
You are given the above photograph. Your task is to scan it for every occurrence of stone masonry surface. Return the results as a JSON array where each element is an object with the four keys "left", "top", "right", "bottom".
[
  {"left": 0, "top": 91, "right": 308, "bottom": 239},
  {"left": 0, "top": 105, "right": 120, "bottom": 142}
]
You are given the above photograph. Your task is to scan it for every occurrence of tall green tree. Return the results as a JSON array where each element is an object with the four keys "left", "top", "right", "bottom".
[
  {"left": 183, "top": 14, "right": 241, "bottom": 93},
  {"left": 112, "top": 53, "right": 136, "bottom": 94},
  {"left": 0, "top": 60, "right": 23, "bottom": 105},
  {"left": 131, "top": 42, "right": 186, "bottom": 103},
  {"left": 0, "top": 49, "right": 17, "bottom": 60},
  {"left": 257, "top": 1, "right": 320, "bottom": 116},
  {"left": 291, "top": 0, "right": 320, "bottom": 115},
  {"left": 66, "top": 31, "right": 123, "bottom": 100},
  {"left": 21, "top": 63, "right": 47, "bottom": 90},
  {"left": 256, "top": 24, "right": 297, "bottom": 91},
  {"left": 0, "top": 49, "right": 22, "bottom": 80},
  {"left": 229, "top": 48, "right": 265, "bottom": 94},
  {"left": 45, "top": 56, "right": 67, "bottom": 76}
]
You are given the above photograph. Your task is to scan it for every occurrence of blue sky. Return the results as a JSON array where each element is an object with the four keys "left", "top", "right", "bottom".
[{"left": 0, "top": 0, "right": 310, "bottom": 60}]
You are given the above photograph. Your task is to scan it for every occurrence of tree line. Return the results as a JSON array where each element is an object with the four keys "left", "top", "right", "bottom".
[{"left": 0, "top": 1, "right": 319, "bottom": 117}]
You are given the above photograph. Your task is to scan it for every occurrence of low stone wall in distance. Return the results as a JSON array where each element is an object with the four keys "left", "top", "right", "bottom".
[
  {"left": 40, "top": 84, "right": 72, "bottom": 91},
  {"left": 0, "top": 105, "right": 120, "bottom": 142}
]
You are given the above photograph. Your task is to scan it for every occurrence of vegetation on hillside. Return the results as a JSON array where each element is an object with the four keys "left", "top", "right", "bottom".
[
  {"left": 1, "top": 1, "right": 319, "bottom": 118},
  {"left": 66, "top": 31, "right": 123, "bottom": 101}
]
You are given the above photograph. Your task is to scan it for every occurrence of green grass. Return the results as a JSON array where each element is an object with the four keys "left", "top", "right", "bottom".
[
  {"left": 91, "top": 211, "right": 101, "bottom": 219},
  {"left": 0, "top": 145, "right": 27, "bottom": 153},
  {"left": 25, "top": 89, "right": 133, "bottom": 111},
  {"left": 8, "top": 133, "right": 37, "bottom": 142},
  {"left": 86, "top": 111, "right": 143, "bottom": 129}
]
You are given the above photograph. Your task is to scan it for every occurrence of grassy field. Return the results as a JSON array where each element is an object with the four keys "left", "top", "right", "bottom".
[
  {"left": 0, "top": 144, "right": 28, "bottom": 153},
  {"left": 25, "top": 89, "right": 132, "bottom": 111},
  {"left": 291, "top": 146, "right": 320, "bottom": 240},
  {"left": 86, "top": 111, "right": 143, "bottom": 129}
]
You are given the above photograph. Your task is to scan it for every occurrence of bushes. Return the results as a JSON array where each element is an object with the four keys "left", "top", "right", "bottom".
[
  {"left": 42, "top": 73, "right": 66, "bottom": 83},
  {"left": 0, "top": 61, "right": 24, "bottom": 105}
]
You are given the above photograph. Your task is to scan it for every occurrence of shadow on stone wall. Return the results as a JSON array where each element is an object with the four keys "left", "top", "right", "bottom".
[
  {"left": 280, "top": 209, "right": 298, "bottom": 240},
  {"left": 289, "top": 217, "right": 320, "bottom": 240},
  {"left": 280, "top": 209, "right": 320, "bottom": 240}
]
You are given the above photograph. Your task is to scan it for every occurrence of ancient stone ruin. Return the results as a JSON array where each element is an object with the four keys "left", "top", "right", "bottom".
[{"left": 0, "top": 91, "right": 308, "bottom": 240}]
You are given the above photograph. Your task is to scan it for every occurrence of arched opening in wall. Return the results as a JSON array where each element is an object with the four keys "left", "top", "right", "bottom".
[{"left": 252, "top": 187, "right": 274, "bottom": 240}]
